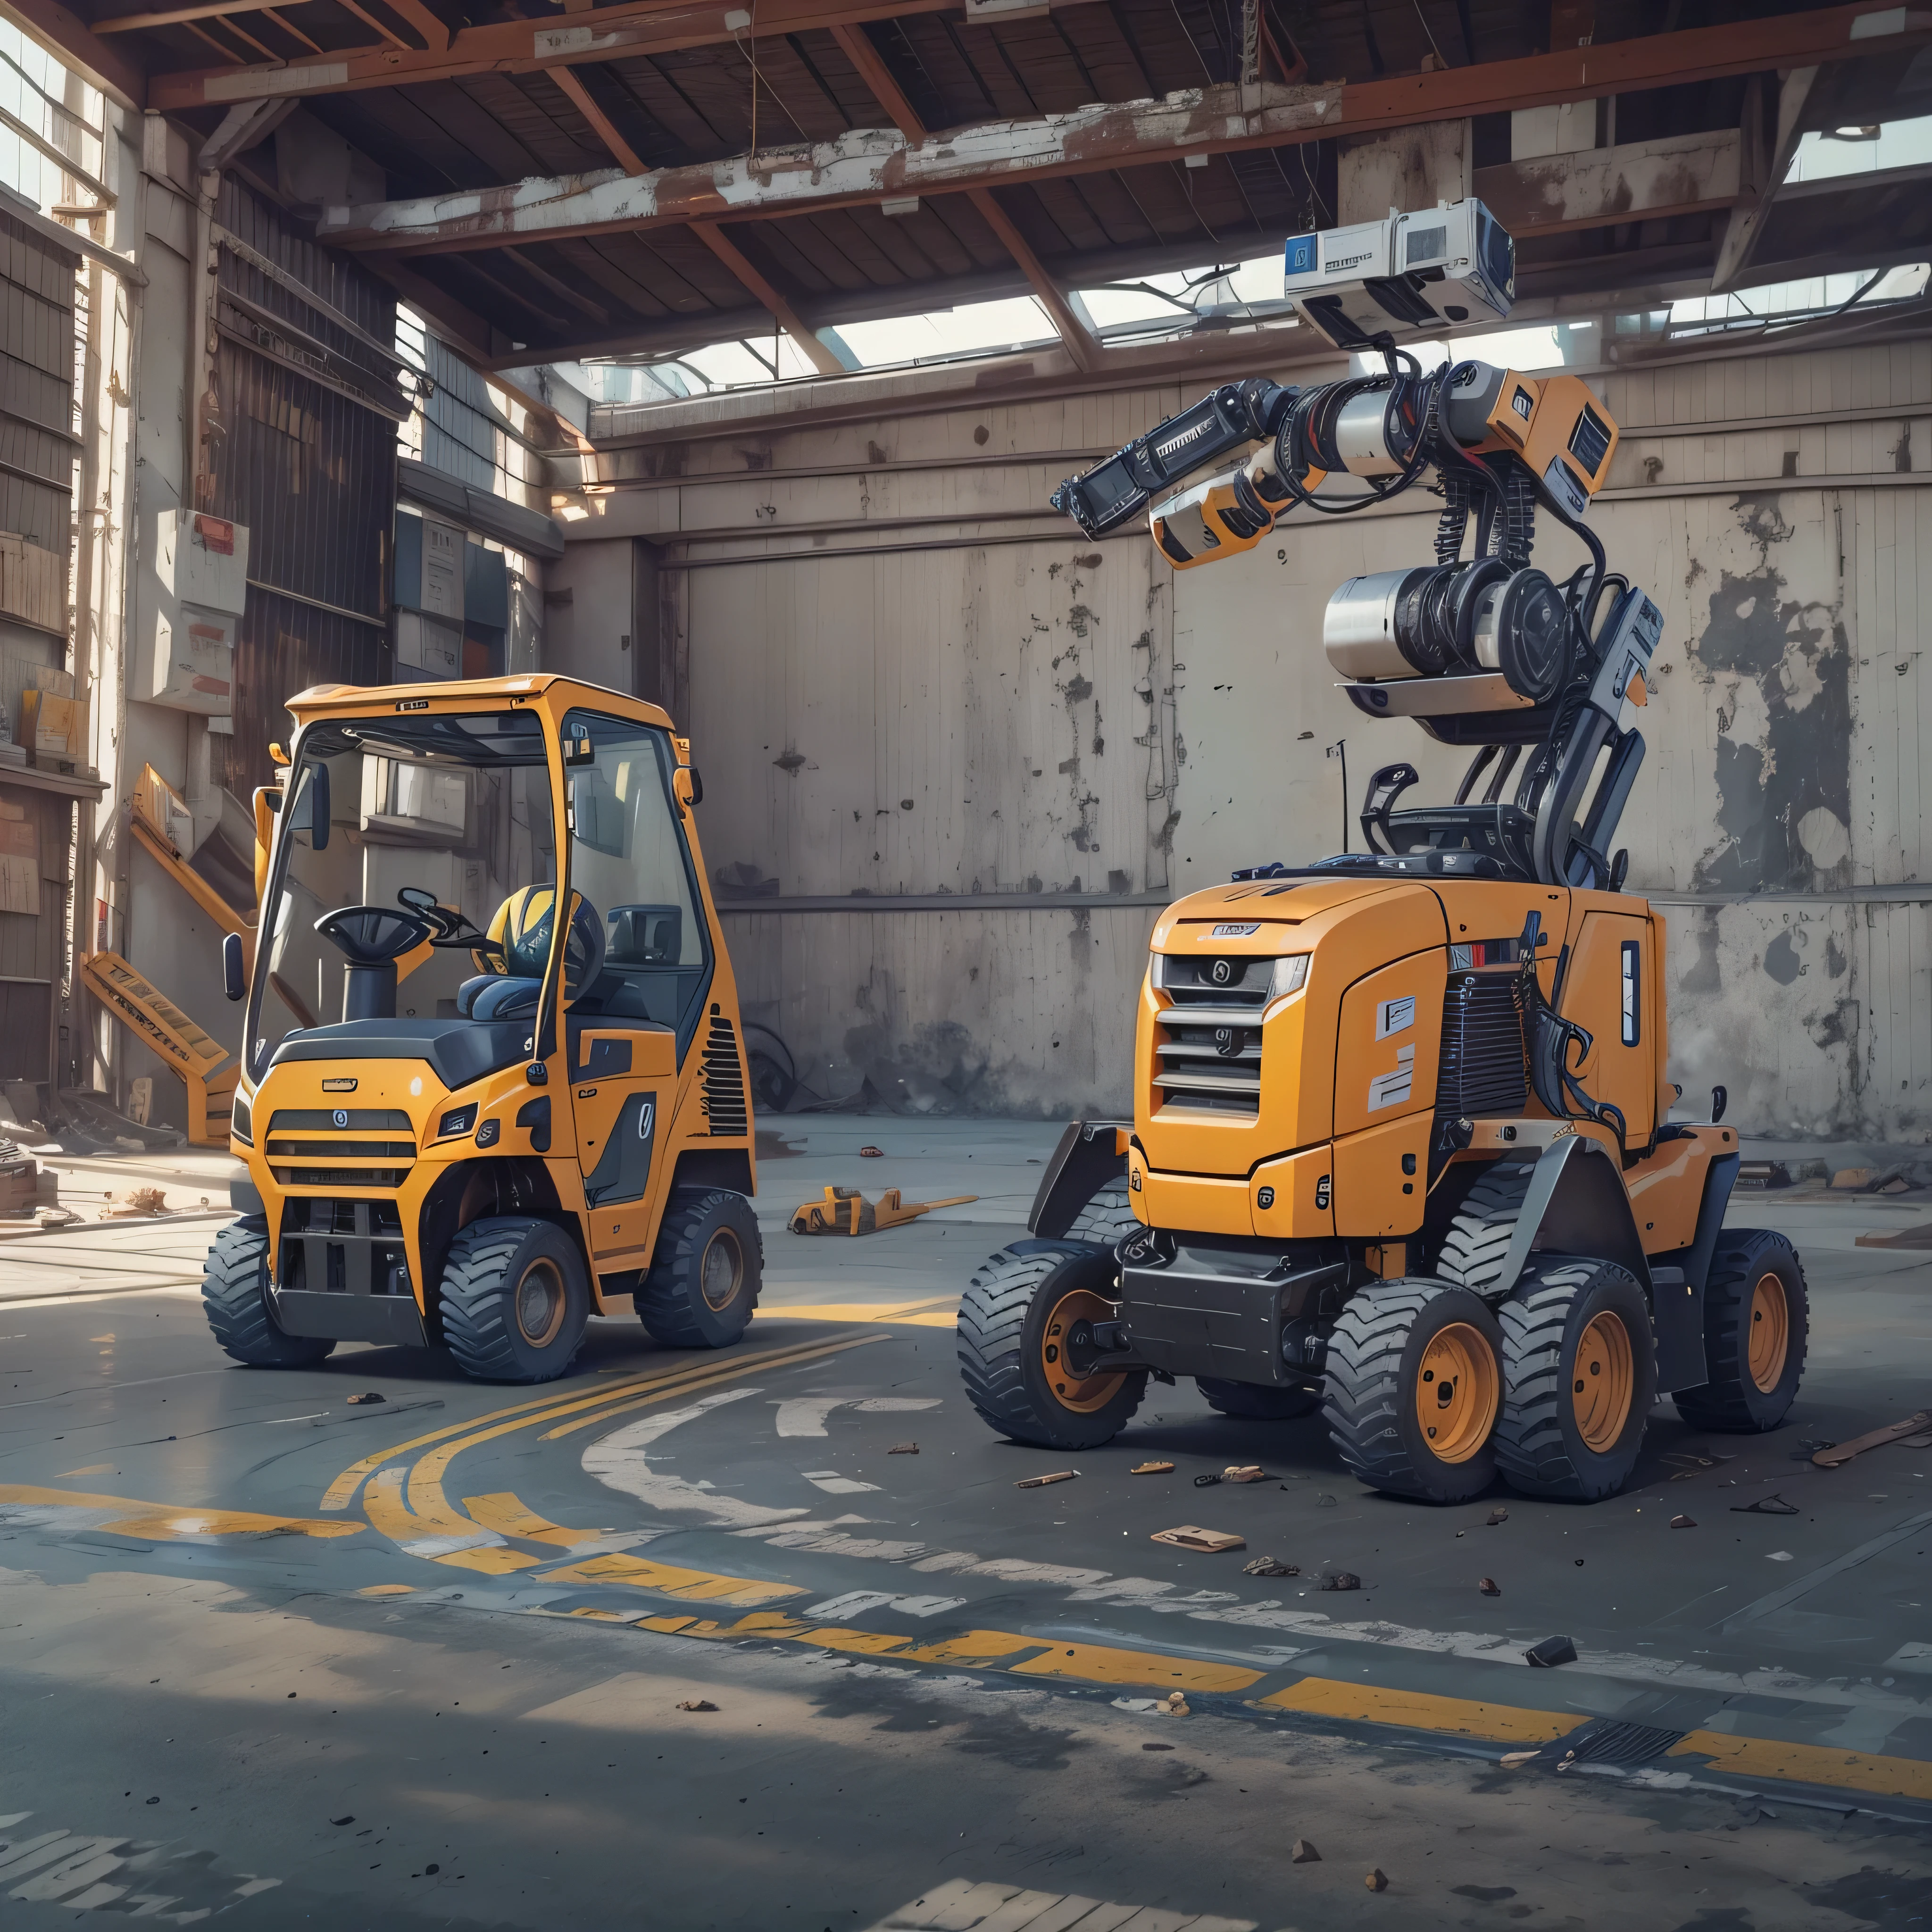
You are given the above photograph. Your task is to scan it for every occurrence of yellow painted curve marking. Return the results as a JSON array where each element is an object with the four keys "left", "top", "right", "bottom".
[
  {"left": 1669, "top": 1730, "right": 1932, "bottom": 1800},
  {"left": 325, "top": 1330, "right": 875, "bottom": 1511},
  {"left": 463, "top": 1493, "right": 610, "bottom": 1546},
  {"left": 537, "top": 1550, "right": 806, "bottom": 1608},
  {"left": 0, "top": 1484, "right": 361, "bottom": 1541},
  {"left": 536, "top": 1334, "right": 882, "bottom": 1439},
  {"left": 1260, "top": 1679, "right": 1589, "bottom": 1744}
]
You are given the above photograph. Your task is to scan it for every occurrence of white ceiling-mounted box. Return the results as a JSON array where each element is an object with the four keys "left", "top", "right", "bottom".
[{"left": 159, "top": 509, "right": 250, "bottom": 616}]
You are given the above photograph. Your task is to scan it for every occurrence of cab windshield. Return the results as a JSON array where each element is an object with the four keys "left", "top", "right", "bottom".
[
  {"left": 247, "top": 709, "right": 558, "bottom": 1082},
  {"left": 247, "top": 705, "right": 712, "bottom": 1082}
]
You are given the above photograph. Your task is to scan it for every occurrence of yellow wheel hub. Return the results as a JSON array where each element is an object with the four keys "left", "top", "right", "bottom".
[
  {"left": 1415, "top": 1322, "right": 1499, "bottom": 1464},
  {"left": 1572, "top": 1310, "right": 1634, "bottom": 1452},
  {"left": 1748, "top": 1271, "right": 1790, "bottom": 1393},
  {"left": 1040, "top": 1287, "right": 1125, "bottom": 1414}
]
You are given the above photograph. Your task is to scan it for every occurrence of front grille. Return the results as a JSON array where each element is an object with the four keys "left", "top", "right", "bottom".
[
  {"left": 266, "top": 1108, "right": 416, "bottom": 1190},
  {"left": 1438, "top": 971, "right": 1527, "bottom": 1116},
  {"left": 1153, "top": 955, "right": 1275, "bottom": 1116},
  {"left": 701, "top": 1013, "right": 749, "bottom": 1136}
]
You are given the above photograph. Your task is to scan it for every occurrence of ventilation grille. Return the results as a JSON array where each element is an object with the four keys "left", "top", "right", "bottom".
[
  {"left": 702, "top": 1014, "right": 749, "bottom": 1137},
  {"left": 1153, "top": 954, "right": 1274, "bottom": 1117},
  {"left": 266, "top": 1108, "right": 416, "bottom": 1191},
  {"left": 1566, "top": 1722, "right": 1686, "bottom": 1765},
  {"left": 1437, "top": 972, "right": 1527, "bottom": 1116}
]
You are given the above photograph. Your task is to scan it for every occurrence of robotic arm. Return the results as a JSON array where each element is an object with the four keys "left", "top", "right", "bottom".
[{"left": 1048, "top": 201, "right": 1660, "bottom": 893}]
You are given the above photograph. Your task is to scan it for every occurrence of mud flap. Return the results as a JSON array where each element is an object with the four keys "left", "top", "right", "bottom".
[
  {"left": 1486, "top": 1135, "right": 1652, "bottom": 1302},
  {"left": 1028, "top": 1119, "right": 1130, "bottom": 1238}
]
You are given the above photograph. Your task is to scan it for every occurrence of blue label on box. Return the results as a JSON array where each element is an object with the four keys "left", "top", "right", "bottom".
[{"left": 1284, "top": 234, "right": 1316, "bottom": 279}]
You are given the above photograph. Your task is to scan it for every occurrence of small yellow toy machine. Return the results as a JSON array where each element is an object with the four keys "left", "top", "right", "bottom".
[
  {"left": 200, "top": 675, "right": 759, "bottom": 1383},
  {"left": 958, "top": 204, "right": 1805, "bottom": 1504}
]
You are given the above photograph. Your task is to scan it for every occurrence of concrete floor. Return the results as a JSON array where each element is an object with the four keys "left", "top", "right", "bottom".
[{"left": 3, "top": 1118, "right": 1932, "bottom": 1928}]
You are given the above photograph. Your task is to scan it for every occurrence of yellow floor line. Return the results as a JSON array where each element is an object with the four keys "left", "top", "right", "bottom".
[
  {"left": 537, "top": 1549, "right": 808, "bottom": 1609},
  {"left": 1012, "top": 1641, "right": 1264, "bottom": 1694},
  {"left": 765, "top": 1301, "right": 957, "bottom": 1326},
  {"left": 537, "top": 1333, "right": 880, "bottom": 1440},
  {"left": 462, "top": 1492, "right": 611, "bottom": 1547},
  {"left": 321, "top": 1333, "right": 868, "bottom": 1510},
  {"left": 1259, "top": 1678, "right": 1589, "bottom": 1744},
  {"left": 1668, "top": 1730, "right": 1932, "bottom": 1800},
  {"left": 0, "top": 1484, "right": 361, "bottom": 1541}
]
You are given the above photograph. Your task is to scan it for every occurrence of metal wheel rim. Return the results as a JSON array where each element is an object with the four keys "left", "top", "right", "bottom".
[
  {"left": 1041, "top": 1286, "right": 1124, "bottom": 1414},
  {"left": 1572, "top": 1309, "right": 1634, "bottom": 1452},
  {"left": 1415, "top": 1320, "right": 1499, "bottom": 1463},
  {"left": 514, "top": 1258, "right": 567, "bottom": 1347},
  {"left": 699, "top": 1229, "right": 745, "bottom": 1311},
  {"left": 1748, "top": 1271, "right": 1790, "bottom": 1392}
]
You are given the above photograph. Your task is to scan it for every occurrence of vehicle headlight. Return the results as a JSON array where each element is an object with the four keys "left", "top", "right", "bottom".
[
  {"left": 437, "top": 1103, "right": 479, "bottom": 1140},
  {"left": 231, "top": 1091, "right": 253, "bottom": 1145},
  {"left": 1272, "top": 955, "right": 1311, "bottom": 997}
]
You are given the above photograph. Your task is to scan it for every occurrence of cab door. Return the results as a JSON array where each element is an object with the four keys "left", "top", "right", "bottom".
[
  {"left": 558, "top": 710, "right": 715, "bottom": 1274},
  {"left": 1557, "top": 910, "right": 1656, "bottom": 1145}
]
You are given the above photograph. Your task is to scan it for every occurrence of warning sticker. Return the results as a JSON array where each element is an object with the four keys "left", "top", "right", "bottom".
[
  {"left": 1368, "top": 1044, "right": 1416, "bottom": 1112},
  {"left": 1375, "top": 995, "right": 1416, "bottom": 1040}
]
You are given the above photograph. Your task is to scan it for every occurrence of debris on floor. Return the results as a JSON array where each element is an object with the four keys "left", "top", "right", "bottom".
[
  {"left": 1811, "top": 1411, "right": 1932, "bottom": 1466},
  {"left": 1499, "top": 1749, "right": 1541, "bottom": 1769},
  {"left": 1242, "top": 1556, "right": 1297, "bottom": 1577},
  {"left": 1319, "top": 1570, "right": 1361, "bottom": 1591},
  {"left": 1130, "top": 1461, "right": 1174, "bottom": 1475},
  {"left": 346, "top": 1392, "right": 385, "bottom": 1406},
  {"left": 1140, "top": 1741, "right": 1173, "bottom": 1751},
  {"left": 1525, "top": 1635, "right": 1577, "bottom": 1668},
  {"left": 100, "top": 1185, "right": 168, "bottom": 1218},
  {"left": 1479, "top": 1576, "right": 1501, "bottom": 1596},
  {"left": 1736, "top": 1160, "right": 1793, "bottom": 1191},
  {"left": 676, "top": 1699, "right": 717, "bottom": 1712},
  {"left": 888, "top": 1442, "right": 918, "bottom": 1455},
  {"left": 1150, "top": 1525, "right": 1246, "bottom": 1553},
  {"left": 1220, "top": 1465, "right": 1266, "bottom": 1483},
  {"left": 1015, "top": 1470, "right": 1077, "bottom": 1488},
  {"left": 1732, "top": 1494, "right": 1799, "bottom": 1515},
  {"left": 789, "top": 1185, "right": 978, "bottom": 1235},
  {"left": 859, "top": 1146, "right": 884, "bottom": 1158},
  {"left": 1486, "top": 1508, "right": 1508, "bottom": 1525},
  {"left": 1315, "top": 1493, "right": 1338, "bottom": 1508},
  {"left": 1366, "top": 1868, "right": 1389, "bottom": 1892},
  {"left": 1192, "top": 1472, "right": 1221, "bottom": 1487},
  {"left": 1161, "top": 1691, "right": 1190, "bottom": 1715},
  {"left": 1291, "top": 1840, "right": 1320, "bottom": 1864},
  {"left": 1672, "top": 1514, "right": 1697, "bottom": 1528}
]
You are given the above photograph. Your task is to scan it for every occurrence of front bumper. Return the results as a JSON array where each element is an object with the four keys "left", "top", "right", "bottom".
[{"left": 1118, "top": 1239, "right": 1348, "bottom": 1384}]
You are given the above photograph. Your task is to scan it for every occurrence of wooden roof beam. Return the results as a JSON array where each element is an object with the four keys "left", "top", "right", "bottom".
[
  {"left": 316, "top": 3, "right": 1932, "bottom": 257},
  {"left": 0, "top": 0, "right": 149, "bottom": 109},
  {"left": 828, "top": 22, "right": 1099, "bottom": 371},
  {"left": 149, "top": 0, "right": 969, "bottom": 110}
]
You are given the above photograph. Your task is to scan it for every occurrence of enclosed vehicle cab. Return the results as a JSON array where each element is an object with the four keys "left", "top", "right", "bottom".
[{"left": 201, "top": 674, "right": 760, "bottom": 1383}]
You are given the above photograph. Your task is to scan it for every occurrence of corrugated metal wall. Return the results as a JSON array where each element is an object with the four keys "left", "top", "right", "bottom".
[
  {"left": 616, "top": 335, "right": 1931, "bottom": 1136},
  {"left": 211, "top": 180, "right": 398, "bottom": 800},
  {"left": 0, "top": 205, "right": 75, "bottom": 603}
]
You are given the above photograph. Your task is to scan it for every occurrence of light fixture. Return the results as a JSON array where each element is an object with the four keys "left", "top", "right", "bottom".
[{"left": 1825, "top": 124, "right": 1882, "bottom": 141}]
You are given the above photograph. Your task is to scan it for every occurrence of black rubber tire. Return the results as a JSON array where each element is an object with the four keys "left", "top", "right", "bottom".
[
  {"left": 958, "top": 1243, "right": 1146, "bottom": 1450},
  {"left": 439, "top": 1216, "right": 591, "bottom": 1383},
  {"left": 201, "top": 1216, "right": 336, "bottom": 1368},
  {"left": 1065, "top": 1183, "right": 1139, "bottom": 1247},
  {"left": 1324, "top": 1280, "right": 1504, "bottom": 1503},
  {"left": 1494, "top": 1256, "right": 1656, "bottom": 1500},
  {"left": 635, "top": 1189, "right": 764, "bottom": 1348},
  {"left": 1196, "top": 1376, "right": 1323, "bottom": 1420},
  {"left": 1673, "top": 1230, "right": 1809, "bottom": 1432},
  {"left": 1435, "top": 1161, "right": 1537, "bottom": 1292}
]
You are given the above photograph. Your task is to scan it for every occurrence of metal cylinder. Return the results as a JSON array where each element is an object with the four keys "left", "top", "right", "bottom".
[{"left": 1324, "top": 569, "right": 1431, "bottom": 679}]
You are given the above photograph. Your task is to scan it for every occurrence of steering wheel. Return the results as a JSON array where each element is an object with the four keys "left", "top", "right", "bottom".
[
  {"left": 397, "top": 885, "right": 489, "bottom": 947},
  {"left": 314, "top": 906, "right": 433, "bottom": 965}
]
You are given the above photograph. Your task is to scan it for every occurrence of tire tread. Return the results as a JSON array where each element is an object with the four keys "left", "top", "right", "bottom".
[
  {"left": 635, "top": 1188, "right": 764, "bottom": 1348},
  {"left": 201, "top": 1217, "right": 335, "bottom": 1368}
]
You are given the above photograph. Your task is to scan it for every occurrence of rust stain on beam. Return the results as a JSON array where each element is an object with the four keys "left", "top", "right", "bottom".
[{"left": 312, "top": 5, "right": 1932, "bottom": 258}]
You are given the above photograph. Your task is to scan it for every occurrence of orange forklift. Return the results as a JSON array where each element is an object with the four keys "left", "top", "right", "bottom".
[{"left": 202, "top": 675, "right": 759, "bottom": 1383}]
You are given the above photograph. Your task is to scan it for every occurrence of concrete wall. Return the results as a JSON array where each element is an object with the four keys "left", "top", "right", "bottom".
[{"left": 579, "top": 336, "right": 1932, "bottom": 1136}]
